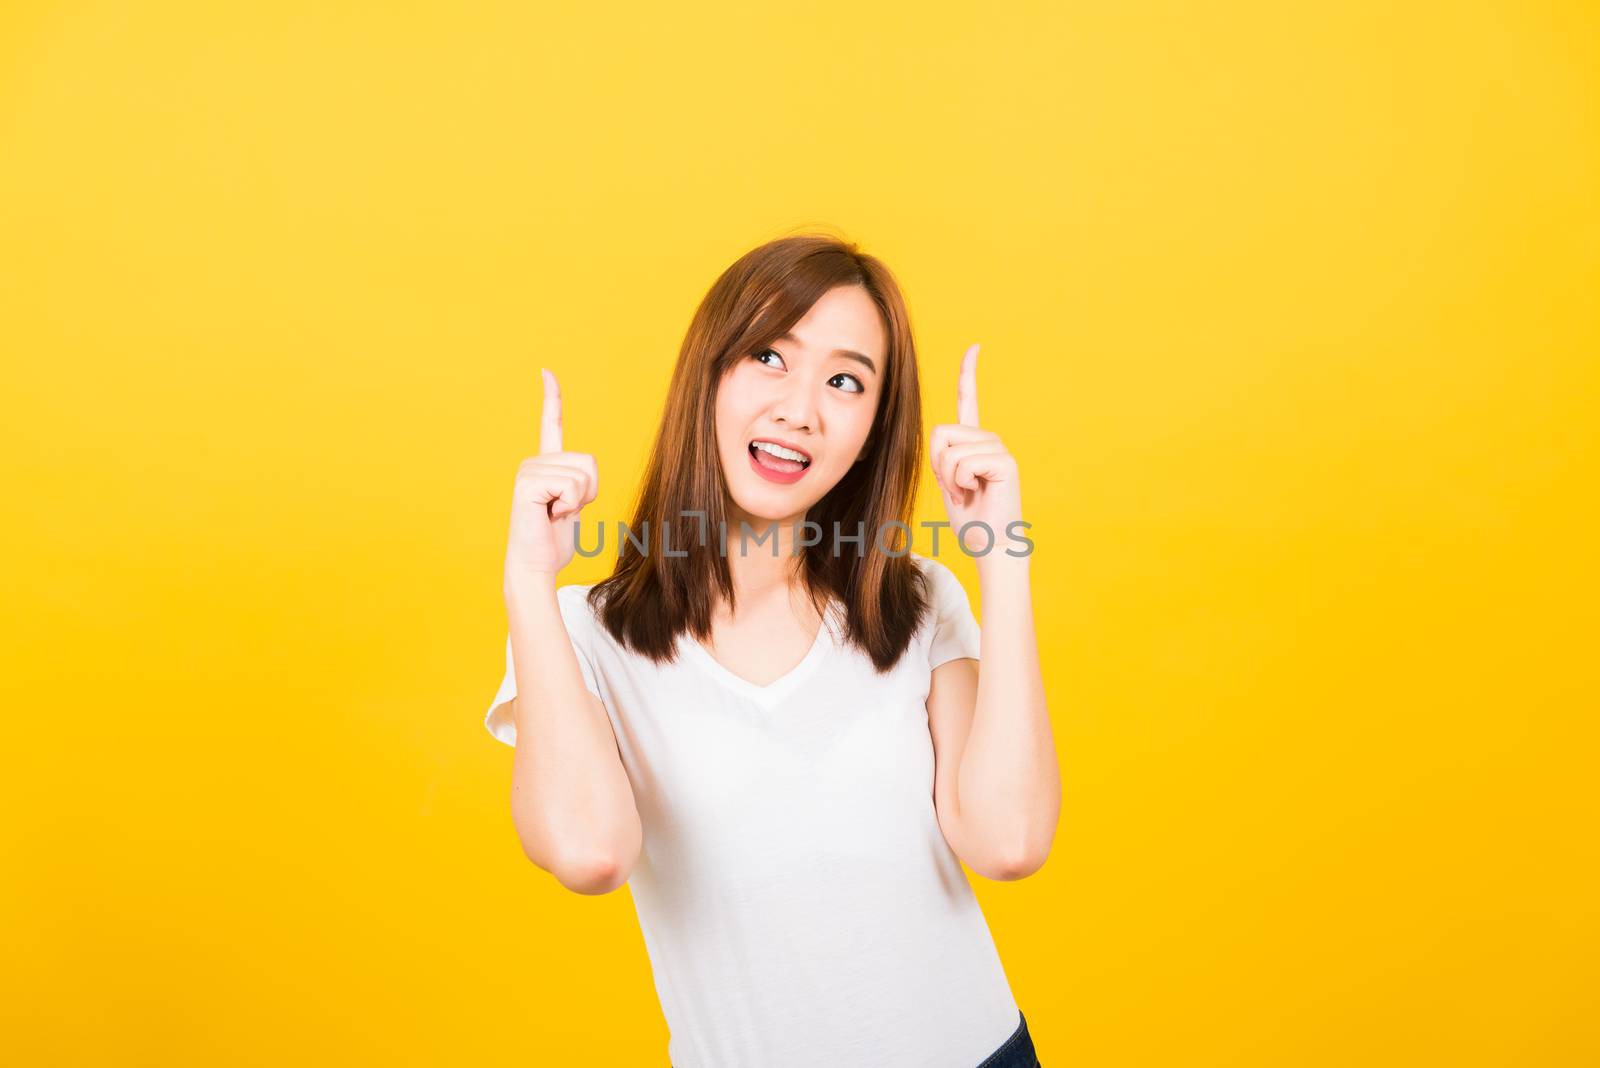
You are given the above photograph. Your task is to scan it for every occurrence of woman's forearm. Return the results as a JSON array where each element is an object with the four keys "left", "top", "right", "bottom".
[
  {"left": 503, "top": 571, "right": 642, "bottom": 895},
  {"left": 957, "top": 555, "right": 1060, "bottom": 876}
]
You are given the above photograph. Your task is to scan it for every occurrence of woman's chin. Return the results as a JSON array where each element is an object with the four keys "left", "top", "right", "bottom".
[
  {"left": 729, "top": 501, "right": 801, "bottom": 525},
  {"left": 724, "top": 488, "right": 808, "bottom": 526}
]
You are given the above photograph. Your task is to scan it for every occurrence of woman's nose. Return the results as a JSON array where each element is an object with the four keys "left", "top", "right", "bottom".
[{"left": 770, "top": 380, "right": 818, "bottom": 431}]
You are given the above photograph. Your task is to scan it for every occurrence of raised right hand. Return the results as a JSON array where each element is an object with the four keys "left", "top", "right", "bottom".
[{"left": 504, "top": 368, "right": 599, "bottom": 583}]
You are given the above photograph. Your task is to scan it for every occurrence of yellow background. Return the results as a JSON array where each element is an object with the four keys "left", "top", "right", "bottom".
[{"left": 3, "top": 1, "right": 1596, "bottom": 1064}]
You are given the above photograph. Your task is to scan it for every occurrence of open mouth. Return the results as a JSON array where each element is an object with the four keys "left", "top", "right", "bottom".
[{"left": 748, "top": 438, "right": 811, "bottom": 480}]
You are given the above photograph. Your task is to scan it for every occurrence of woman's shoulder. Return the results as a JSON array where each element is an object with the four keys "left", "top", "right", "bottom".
[
  {"left": 554, "top": 582, "right": 605, "bottom": 637},
  {"left": 556, "top": 581, "right": 598, "bottom": 603},
  {"left": 907, "top": 550, "right": 961, "bottom": 590},
  {"left": 905, "top": 550, "right": 976, "bottom": 621}
]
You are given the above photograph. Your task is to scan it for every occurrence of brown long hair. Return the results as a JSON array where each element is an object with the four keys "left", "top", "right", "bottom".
[{"left": 588, "top": 231, "right": 936, "bottom": 672}]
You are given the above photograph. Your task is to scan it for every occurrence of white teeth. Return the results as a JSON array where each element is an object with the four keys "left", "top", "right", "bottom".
[{"left": 752, "top": 440, "right": 809, "bottom": 463}]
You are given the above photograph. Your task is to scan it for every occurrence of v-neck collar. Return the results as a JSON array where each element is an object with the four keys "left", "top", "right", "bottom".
[{"left": 677, "top": 603, "right": 838, "bottom": 706}]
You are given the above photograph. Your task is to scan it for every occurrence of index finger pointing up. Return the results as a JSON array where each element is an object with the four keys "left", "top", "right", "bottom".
[
  {"left": 957, "top": 343, "right": 980, "bottom": 427},
  {"left": 539, "top": 367, "right": 563, "bottom": 453}
]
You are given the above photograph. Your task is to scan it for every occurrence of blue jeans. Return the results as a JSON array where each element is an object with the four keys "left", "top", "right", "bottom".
[
  {"left": 976, "top": 1009, "right": 1042, "bottom": 1068},
  {"left": 670, "top": 1008, "right": 1041, "bottom": 1067}
]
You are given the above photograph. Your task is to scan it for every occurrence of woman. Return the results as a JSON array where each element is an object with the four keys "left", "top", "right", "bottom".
[{"left": 486, "top": 233, "right": 1058, "bottom": 1067}]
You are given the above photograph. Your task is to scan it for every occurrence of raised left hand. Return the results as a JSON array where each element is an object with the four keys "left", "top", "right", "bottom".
[{"left": 930, "top": 343, "right": 1024, "bottom": 560}]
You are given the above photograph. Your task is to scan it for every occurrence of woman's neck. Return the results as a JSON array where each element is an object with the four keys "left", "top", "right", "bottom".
[{"left": 721, "top": 506, "right": 806, "bottom": 604}]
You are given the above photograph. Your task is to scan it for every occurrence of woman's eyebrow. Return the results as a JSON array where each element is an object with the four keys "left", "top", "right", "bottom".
[{"left": 775, "top": 332, "right": 878, "bottom": 375}]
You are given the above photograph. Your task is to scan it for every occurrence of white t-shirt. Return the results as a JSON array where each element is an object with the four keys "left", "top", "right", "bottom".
[{"left": 484, "top": 551, "right": 1021, "bottom": 1068}]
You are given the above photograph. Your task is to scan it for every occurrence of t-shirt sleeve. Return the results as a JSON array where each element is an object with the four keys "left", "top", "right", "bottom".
[
  {"left": 484, "top": 585, "right": 605, "bottom": 748},
  {"left": 921, "top": 554, "right": 982, "bottom": 669}
]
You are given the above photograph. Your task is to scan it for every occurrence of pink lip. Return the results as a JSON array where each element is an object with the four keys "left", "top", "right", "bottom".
[{"left": 747, "top": 442, "right": 809, "bottom": 485}]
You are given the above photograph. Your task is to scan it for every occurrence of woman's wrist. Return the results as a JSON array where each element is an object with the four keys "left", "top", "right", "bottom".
[
  {"left": 975, "top": 550, "right": 1031, "bottom": 588},
  {"left": 504, "top": 565, "right": 561, "bottom": 608}
]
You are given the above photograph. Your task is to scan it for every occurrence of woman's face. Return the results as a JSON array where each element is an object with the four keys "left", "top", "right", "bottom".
[{"left": 715, "top": 283, "right": 886, "bottom": 528}]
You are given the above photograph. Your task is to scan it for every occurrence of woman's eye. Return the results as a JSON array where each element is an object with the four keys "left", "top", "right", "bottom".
[{"left": 751, "top": 349, "right": 860, "bottom": 392}]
